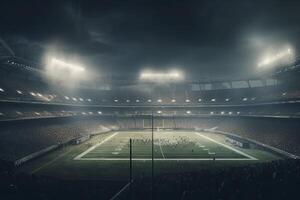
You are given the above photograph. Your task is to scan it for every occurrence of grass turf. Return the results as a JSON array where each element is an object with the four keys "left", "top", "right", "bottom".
[
  {"left": 79, "top": 131, "right": 249, "bottom": 160},
  {"left": 18, "top": 130, "right": 282, "bottom": 181}
]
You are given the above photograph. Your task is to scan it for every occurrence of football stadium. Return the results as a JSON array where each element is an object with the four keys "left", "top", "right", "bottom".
[{"left": 1, "top": 1, "right": 300, "bottom": 200}]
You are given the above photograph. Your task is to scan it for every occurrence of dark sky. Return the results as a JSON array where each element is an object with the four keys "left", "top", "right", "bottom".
[{"left": 0, "top": 0, "right": 300, "bottom": 79}]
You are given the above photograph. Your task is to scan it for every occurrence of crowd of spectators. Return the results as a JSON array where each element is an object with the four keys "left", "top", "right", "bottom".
[
  {"left": 0, "top": 118, "right": 118, "bottom": 161},
  {"left": 127, "top": 159, "right": 300, "bottom": 200}
]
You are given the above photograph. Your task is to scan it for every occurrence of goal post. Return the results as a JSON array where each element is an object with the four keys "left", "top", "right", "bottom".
[{"left": 143, "top": 119, "right": 164, "bottom": 129}]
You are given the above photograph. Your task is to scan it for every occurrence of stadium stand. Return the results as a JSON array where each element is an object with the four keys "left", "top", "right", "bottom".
[
  {"left": 0, "top": 117, "right": 118, "bottom": 161},
  {"left": 1, "top": 56, "right": 300, "bottom": 200}
]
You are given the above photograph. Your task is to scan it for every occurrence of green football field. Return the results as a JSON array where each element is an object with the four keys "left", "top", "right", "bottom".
[
  {"left": 19, "top": 130, "right": 283, "bottom": 181},
  {"left": 75, "top": 131, "right": 255, "bottom": 160}
]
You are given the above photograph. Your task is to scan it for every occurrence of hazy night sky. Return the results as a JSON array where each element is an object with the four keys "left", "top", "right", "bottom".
[{"left": 1, "top": 0, "right": 300, "bottom": 79}]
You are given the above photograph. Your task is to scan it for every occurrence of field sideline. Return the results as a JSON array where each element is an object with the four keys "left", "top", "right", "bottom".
[
  {"left": 18, "top": 130, "right": 282, "bottom": 180},
  {"left": 74, "top": 131, "right": 257, "bottom": 161}
]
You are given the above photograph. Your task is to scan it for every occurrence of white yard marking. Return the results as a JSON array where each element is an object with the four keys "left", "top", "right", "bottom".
[
  {"left": 74, "top": 132, "right": 119, "bottom": 160},
  {"left": 158, "top": 138, "right": 166, "bottom": 159},
  {"left": 75, "top": 158, "right": 256, "bottom": 161},
  {"left": 194, "top": 132, "right": 257, "bottom": 160},
  {"left": 74, "top": 131, "right": 258, "bottom": 161}
]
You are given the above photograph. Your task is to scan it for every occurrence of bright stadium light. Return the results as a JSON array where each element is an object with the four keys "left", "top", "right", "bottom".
[
  {"left": 51, "top": 58, "right": 85, "bottom": 72},
  {"left": 139, "top": 69, "right": 184, "bottom": 82},
  {"left": 257, "top": 48, "right": 294, "bottom": 68}
]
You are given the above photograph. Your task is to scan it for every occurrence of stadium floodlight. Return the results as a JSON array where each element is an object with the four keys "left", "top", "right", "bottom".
[
  {"left": 147, "top": 99, "right": 152, "bottom": 103},
  {"left": 157, "top": 99, "right": 162, "bottom": 103},
  {"left": 198, "top": 98, "right": 202, "bottom": 102},
  {"left": 225, "top": 98, "right": 230, "bottom": 102},
  {"left": 16, "top": 90, "right": 23, "bottom": 94},
  {"left": 98, "top": 111, "right": 102, "bottom": 114},
  {"left": 157, "top": 110, "right": 162, "bottom": 114},
  {"left": 171, "top": 99, "right": 176, "bottom": 103},
  {"left": 126, "top": 99, "right": 131, "bottom": 103},
  {"left": 51, "top": 58, "right": 85, "bottom": 72},
  {"left": 185, "top": 99, "right": 190, "bottom": 103},
  {"left": 139, "top": 70, "right": 184, "bottom": 82},
  {"left": 211, "top": 98, "right": 216, "bottom": 102},
  {"left": 243, "top": 98, "right": 248, "bottom": 101},
  {"left": 186, "top": 110, "right": 191, "bottom": 114},
  {"left": 0, "top": 88, "right": 4, "bottom": 92},
  {"left": 257, "top": 48, "right": 293, "bottom": 68}
]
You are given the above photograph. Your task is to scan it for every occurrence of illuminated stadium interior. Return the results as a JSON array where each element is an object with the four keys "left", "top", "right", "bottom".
[{"left": 1, "top": 1, "right": 300, "bottom": 200}]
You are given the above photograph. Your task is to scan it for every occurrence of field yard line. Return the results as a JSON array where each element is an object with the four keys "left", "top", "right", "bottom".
[
  {"left": 76, "top": 158, "right": 256, "bottom": 161},
  {"left": 158, "top": 138, "right": 166, "bottom": 159},
  {"left": 195, "top": 132, "right": 257, "bottom": 160},
  {"left": 74, "top": 132, "right": 119, "bottom": 160}
]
